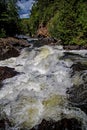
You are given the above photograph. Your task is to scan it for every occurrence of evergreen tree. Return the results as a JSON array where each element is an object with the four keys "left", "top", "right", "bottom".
[
  {"left": 0, "top": 0, "right": 20, "bottom": 37},
  {"left": 29, "top": 0, "right": 87, "bottom": 45}
]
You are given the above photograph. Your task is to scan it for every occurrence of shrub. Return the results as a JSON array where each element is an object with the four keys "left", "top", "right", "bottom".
[{"left": 0, "top": 28, "right": 6, "bottom": 38}]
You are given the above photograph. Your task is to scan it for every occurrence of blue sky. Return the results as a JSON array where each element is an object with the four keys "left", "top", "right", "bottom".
[{"left": 17, "top": 0, "right": 34, "bottom": 18}]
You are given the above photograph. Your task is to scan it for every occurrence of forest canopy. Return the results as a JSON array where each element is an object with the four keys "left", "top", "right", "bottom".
[
  {"left": 29, "top": 0, "right": 87, "bottom": 45},
  {"left": 0, "top": 0, "right": 87, "bottom": 46},
  {"left": 0, "top": 0, "right": 20, "bottom": 37}
]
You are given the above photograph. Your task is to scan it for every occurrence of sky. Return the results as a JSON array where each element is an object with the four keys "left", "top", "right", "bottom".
[{"left": 17, "top": 0, "right": 34, "bottom": 18}]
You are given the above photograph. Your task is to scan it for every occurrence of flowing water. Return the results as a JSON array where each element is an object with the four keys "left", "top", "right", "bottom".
[{"left": 0, "top": 45, "right": 87, "bottom": 130}]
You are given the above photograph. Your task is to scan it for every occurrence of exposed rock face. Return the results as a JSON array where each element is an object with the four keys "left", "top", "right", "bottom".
[{"left": 37, "top": 24, "right": 49, "bottom": 37}]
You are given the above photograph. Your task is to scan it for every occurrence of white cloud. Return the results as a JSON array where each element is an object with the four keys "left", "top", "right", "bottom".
[
  {"left": 17, "top": 1, "right": 25, "bottom": 10},
  {"left": 17, "top": 0, "right": 35, "bottom": 18},
  {"left": 20, "top": 13, "right": 29, "bottom": 18}
]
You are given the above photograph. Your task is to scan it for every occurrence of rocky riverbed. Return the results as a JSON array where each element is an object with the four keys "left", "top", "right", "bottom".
[
  {"left": 0, "top": 37, "right": 87, "bottom": 130},
  {"left": 1, "top": 37, "right": 87, "bottom": 60}
]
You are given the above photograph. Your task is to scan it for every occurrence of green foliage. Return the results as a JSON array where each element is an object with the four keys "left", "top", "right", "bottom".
[
  {"left": 20, "top": 18, "right": 31, "bottom": 36},
  {"left": 0, "top": 28, "right": 6, "bottom": 38},
  {"left": 29, "top": 0, "right": 57, "bottom": 34},
  {"left": 0, "top": 0, "right": 20, "bottom": 37},
  {"left": 48, "top": 0, "right": 87, "bottom": 45},
  {"left": 30, "top": 0, "right": 87, "bottom": 45}
]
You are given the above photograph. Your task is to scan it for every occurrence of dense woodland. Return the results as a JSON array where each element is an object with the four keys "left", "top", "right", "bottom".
[
  {"left": 0, "top": 0, "right": 20, "bottom": 37},
  {"left": 0, "top": 0, "right": 87, "bottom": 45},
  {"left": 29, "top": 0, "right": 87, "bottom": 45}
]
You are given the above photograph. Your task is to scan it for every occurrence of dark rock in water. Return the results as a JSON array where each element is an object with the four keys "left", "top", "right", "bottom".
[
  {"left": 9, "top": 37, "right": 30, "bottom": 50},
  {"left": 67, "top": 60, "right": 87, "bottom": 114},
  {"left": 30, "top": 118, "right": 82, "bottom": 130},
  {"left": 0, "top": 118, "right": 11, "bottom": 130},
  {"left": 0, "top": 66, "right": 19, "bottom": 88},
  {"left": 63, "top": 45, "right": 81, "bottom": 50},
  {"left": 0, "top": 37, "right": 32, "bottom": 60},
  {"left": 0, "top": 38, "right": 20, "bottom": 60},
  {"left": 63, "top": 45, "right": 87, "bottom": 50},
  {"left": 0, "top": 112, "right": 12, "bottom": 130},
  {"left": 67, "top": 84, "right": 87, "bottom": 114},
  {"left": 0, "top": 112, "right": 13, "bottom": 130},
  {"left": 60, "top": 52, "right": 87, "bottom": 63},
  {"left": 71, "top": 62, "right": 87, "bottom": 72},
  {"left": 63, "top": 52, "right": 84, "bottom": 59},
  {"left": 0, "top": 48, "right": 19, "bottom": 61},
  {"left": 33, "top": 37, "right": 58, "bottom": 47},
  {"left": 0, "top": 82, "right": 3, "bottom": 89}
]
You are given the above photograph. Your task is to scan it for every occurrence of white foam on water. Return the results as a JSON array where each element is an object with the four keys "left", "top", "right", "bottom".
[{"left": 0, "top": 45, "right": 87, "bottom": 129}]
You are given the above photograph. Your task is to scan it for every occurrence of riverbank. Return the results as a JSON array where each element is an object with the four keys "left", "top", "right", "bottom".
[
  {"left": 0, "top": 37, "right": 87, "bottom": 60},
  {"left": 0, "top": 36, "right": 87, "bottom": 83}
]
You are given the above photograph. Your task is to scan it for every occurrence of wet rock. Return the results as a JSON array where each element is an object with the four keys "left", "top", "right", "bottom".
[
  {"left": 63, "top": 45, "right": 87, "bottom": 50},
  {"left": 71, "top": 62, "right": 87, "bottom": 72},
  {"left": 67, "top": 84, "right": 87, "bottom": 114},
  {"left": 0, "top": 37, "right": 34, "bottom": 60},
  {"left": 0, "top": 66, "right": 19, "bottom": 88},
  {"left": 0, "top": 118, "right": 11, "bottom": 130},
  {"left": 63, "top": 45, "right": 81, "bottom": 50},
  {"left": 0, "top": 37, "right": 30, "bottom": 50},
  {"left": 0, "top": 38, "right": 20, "bottom": 60},
  {"left": 67, "top": 60, "right": 87, "bottom": 114},
  {"left": 33, "top": 37, "right": 58, "bottom": 47},
  {"left": 60, "top": 52, "right": 86, "bottom": 62},
  {"left": 30, "top": 118, "right": 82, "bottom": 130},
  {"left": 8, "top": 37, "right": 30, "bottom": 50},
  {"left": 0, "top": 112, "right": 12, "bottom": 130},
  {"left": 64, "top": 52, "right": 83, "bottom": 59}
]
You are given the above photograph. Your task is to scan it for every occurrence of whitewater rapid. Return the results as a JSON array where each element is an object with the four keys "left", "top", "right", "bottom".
[{"left": 0, "top": 45, "right": 87, "bottom": 129}]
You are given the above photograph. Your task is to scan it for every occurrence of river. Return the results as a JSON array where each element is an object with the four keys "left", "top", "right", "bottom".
[{"left": 0, "top": 45, "right": 87, "bottom": 130}]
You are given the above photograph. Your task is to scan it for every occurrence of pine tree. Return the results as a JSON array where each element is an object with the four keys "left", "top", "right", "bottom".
[{"left": 0, "top": 0, "right": 20, "bottom": 37}]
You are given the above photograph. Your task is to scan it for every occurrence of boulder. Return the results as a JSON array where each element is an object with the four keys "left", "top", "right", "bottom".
[
  {"left": 0, "top": 38, "right": 20, "bottom": 60},
  {"left": 0, "top": 66, "right": 19, "bottom": 88}
]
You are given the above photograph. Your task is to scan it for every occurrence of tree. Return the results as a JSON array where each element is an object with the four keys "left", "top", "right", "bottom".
[
  {"left": 0, "top": 0, "right": 20, "bottom": 37},
  {"left": 48, "top": 0, "right": 87, "bottom": 45}
]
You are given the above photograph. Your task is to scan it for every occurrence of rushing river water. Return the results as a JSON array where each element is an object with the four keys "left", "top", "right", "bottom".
[{"left": 0, "top": 45, "right": 87, "bottom": 130}]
